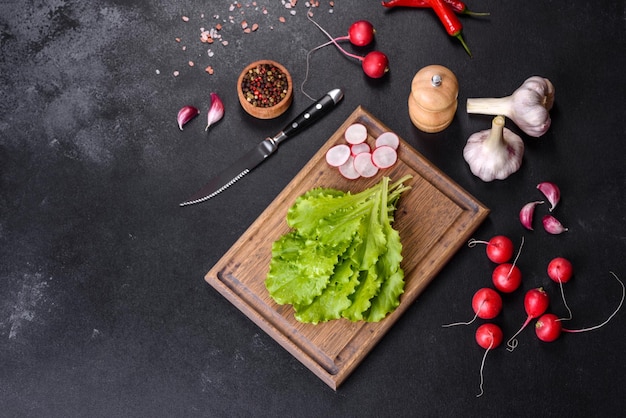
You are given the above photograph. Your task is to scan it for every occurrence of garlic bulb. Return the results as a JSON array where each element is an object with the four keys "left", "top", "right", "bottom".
[
  {"left": 466, "top": 76, "right": 555, "bottom": 137},
  {"left": 463, "top": 116, "right": 524, "bottom": 182}
]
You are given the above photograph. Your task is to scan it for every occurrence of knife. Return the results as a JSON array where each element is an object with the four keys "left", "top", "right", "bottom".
[{"left": 179, "top": 88, "right": 344, "bottom": 207}]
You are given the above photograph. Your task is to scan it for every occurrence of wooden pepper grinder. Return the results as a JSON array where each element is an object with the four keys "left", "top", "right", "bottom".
[{"left": 408, "top": 65, "right": 459, "bottom": 133}]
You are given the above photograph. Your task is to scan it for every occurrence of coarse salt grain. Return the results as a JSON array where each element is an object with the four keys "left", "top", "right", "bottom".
[
  {"left": 173, "top": 71, "right": 180, "bottom": 76},
  {"left": 182, "top": 16, "right": 189, "bottom": 22}
]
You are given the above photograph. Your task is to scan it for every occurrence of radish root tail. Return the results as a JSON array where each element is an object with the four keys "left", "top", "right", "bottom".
[
  {"left": 442, "top": 300, "right": 485, "bottom": 327},
  {"left": 562, "top": 271, "right": 624, "bottom": 333},
  {"left": 476, "top": 337, "right": 494, "bottom": 398},
  {"left": 557, "top": 280, "right": 573, "bottom": 321}
]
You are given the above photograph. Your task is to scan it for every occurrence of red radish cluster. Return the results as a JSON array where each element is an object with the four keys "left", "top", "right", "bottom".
[
  {"left": 535, "top": 266, "right": 624, "bottom": 343},
  {"left": 326, "top": 123, "right": 400, "bottom": 179},
  {"left": 306, "top": 16, "right": 389, "bottom": 79},
  {"left": 468, "top": 235, "right": 524, "bottom": 293},
  {"left": 445, "top": 234, "right": 623, "bottom": 396},
  {"left": 443, "top": 234, "right": 523, "bottom": 396},
  {"left": 519, "top": 181, "right": 568, "bottom": 234}
]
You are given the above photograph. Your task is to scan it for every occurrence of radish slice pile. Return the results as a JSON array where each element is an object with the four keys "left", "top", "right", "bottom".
[{"left": 327, "top": 124, "right": 400, "bottom": 179}]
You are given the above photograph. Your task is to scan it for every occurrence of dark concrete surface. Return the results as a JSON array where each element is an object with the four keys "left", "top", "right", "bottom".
[{"left": 1, "top": 1, "right": 625, "bottom": 416}]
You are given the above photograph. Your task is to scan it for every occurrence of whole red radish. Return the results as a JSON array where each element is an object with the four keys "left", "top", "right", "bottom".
[
  {"left": 475, "top": 323, "right": 503, "bottom": 349},
  {"left": 361, "top": 51, "right": 389, "bottom": 79},
  {"left": 547, "top": 257, "right": 573, "bottom": 284},
  {"left": 347, "top": 20, "right": 375, "bottom": 47},
  {"left": 506, "top": 287, "right": 550, "bottom": 350},
  {"left": 472, "top": 288, "right": 503, "bottom": 319},
  {"left": 475, "top": 323, "right": 503, "bottom": 397},
  {"left": 442, "top": 288, "right": 502, "bottom": 327},
  {"left": 547, "top": 257, "right": 574, "bottom": 320},
  {"left": 535, "top": 313, "right": 562, "bottom": 342},
  {"left": 468, "top": 235, "right": 514, "bottom": 263},
  {"left": 492, "top": 263, "right": 522, "bottom": 293}
]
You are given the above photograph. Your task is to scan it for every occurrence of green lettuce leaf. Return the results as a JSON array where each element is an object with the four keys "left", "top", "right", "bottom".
[{"left": 265, "top": 175, "right": 412, "bottom": 323}]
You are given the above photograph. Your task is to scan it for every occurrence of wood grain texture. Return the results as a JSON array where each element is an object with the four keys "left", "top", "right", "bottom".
[{"left": 205, "top": 106, "right": 489, "bottom": 389}]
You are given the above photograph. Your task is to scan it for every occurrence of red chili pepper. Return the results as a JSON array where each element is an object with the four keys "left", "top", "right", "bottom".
[
  {"left": 441, "top": 0, "right": 489, "bottom": 15},
  {"left": 427, "top": 0, "right": 472, "bottom": 56},
  {"left": 382, "top": 0, "right": 489, "bottom": 16}
]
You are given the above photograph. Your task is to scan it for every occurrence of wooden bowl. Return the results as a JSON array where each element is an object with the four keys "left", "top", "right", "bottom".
[{"left": 237, "top": 60, "right": 293, "bottom": 119}]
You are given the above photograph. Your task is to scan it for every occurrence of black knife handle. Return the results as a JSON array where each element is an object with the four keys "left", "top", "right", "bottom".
[{"left": 277, "top": 88, "right": 343, "bottom": 143}]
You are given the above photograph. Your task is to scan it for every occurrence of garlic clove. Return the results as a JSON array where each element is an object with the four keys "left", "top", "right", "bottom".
[
  {"left": 205, "top": 92, "right": 225, "bottom": 132},
  {"left": 537, "top": 181, "right": 560, "bottom": 212},
  {"left": 542, "top": 215, "right": 568, "bottom": 234},
  {"left": 177, "top": 105, "right": 200, "bottom": 130},
  {"left": 519, "top": 200, "right": 544, "bottom": 230}
]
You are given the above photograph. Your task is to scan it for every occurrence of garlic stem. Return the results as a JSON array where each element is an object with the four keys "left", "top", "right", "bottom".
[
  {"left": 466, "top": 98, "right": 512, "bottom": 118},
  {"left": 483, "top": 115, "right": 506, "bottom": 151}
]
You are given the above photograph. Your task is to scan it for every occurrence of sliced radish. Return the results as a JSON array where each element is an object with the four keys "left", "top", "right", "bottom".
[
  {"left": 344, "top": 123, "right": 368, "bottom": 145},
  {"left": 375, "top": 132, "right": 399, "bottom": 150},
  {"left": 353, "top": 152, "right": 379, "bottom": 178},
  {"left": 325, "top": 144, "right": 351, "bottom": 167},
  {"left": 371, "top": 145, "right": 398, "bottom": 169},
  {"left": 350, "top": 142, "right": 371, "bottom": 156},
  {"left": 338, "top": 156, "right": 361, "bottom": 180}
]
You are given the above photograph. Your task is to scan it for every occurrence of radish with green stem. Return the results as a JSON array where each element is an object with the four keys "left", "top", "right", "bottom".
[
  {"left": 506, "top": 287, "right": 550, "bottom": 351},
  {"left": 536, "top": 271, "right": 624, "bottom": 342},
  {"left": 475, "top": 323, "right": 503, "bottom": 398}
]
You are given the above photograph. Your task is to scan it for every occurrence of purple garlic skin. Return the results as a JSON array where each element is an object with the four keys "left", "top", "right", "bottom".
[
  {"left": 177, "top": 105, "right": 199, "bottom": 130},
  {"left": 537, "top": 181, "right": 560, "bottom": 212},
  {"left": 205, "top": 92, "right": 225, "bottom": 131},
  {"left": 519, "top": 201, "right": 544, "bottom": 230},
  {"left": 543, "top": 215, "right": 568, "bottom": 234}
]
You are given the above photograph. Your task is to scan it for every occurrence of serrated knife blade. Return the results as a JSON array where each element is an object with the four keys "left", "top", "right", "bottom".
[{"left": 179, "top": 88, "right": 343, "bottom": 207}]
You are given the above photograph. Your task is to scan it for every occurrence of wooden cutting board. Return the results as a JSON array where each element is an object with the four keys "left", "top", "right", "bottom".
[{"left": 205, "top": 106, "right": 489, "bottom": 390}]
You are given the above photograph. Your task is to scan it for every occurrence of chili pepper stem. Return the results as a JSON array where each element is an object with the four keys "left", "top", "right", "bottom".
[
  {"left": 463, "top": 10, "right": 490, "bottom": 16},
  {"left": 456, "top": 33, "right": 472, "bottom": 57}
]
